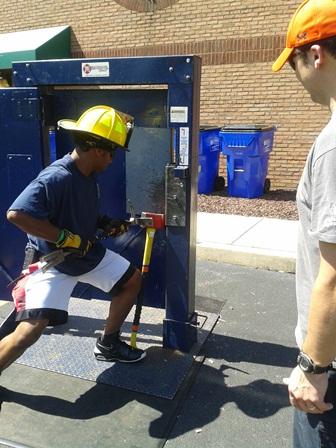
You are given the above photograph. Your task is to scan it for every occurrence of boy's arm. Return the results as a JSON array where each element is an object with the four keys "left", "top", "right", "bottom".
[{"left": 7, "top": 210, "right": 59, "bottom": 243}]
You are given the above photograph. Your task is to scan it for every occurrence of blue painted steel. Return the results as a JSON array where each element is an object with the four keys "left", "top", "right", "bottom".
[
  {"left": 164, "top": 81, "right": 199, "bottom": 331},
  {"left": 163, "top": 317, "right": 198, "bottom": 352},
  {"left": 0, "top": 87, "right": 44, "bottom": 299},
  {"left": 13, "top": 57, "right": 194, "bottom": 87},
  {"left": 4, "top": 56, "right": 201, "bottom": 351}
]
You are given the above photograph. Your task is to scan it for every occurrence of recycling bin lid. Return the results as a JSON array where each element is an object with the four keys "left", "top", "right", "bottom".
[
  {"left": 200, "top": 125, "right": 222, "bottom": 131},
  {"left": 220, "top": 124, "right": 275, "bottom": 132}
]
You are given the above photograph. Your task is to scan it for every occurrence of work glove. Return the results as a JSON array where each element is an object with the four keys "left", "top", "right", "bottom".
[
  {"left": 97, "top": 215, "right": 129, "bottom": 238},
  {"left": 55, "top": 229, "right": 93, "bottom": 257}
]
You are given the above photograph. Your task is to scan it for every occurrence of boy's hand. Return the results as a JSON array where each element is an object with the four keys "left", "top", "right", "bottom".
[
  {"left": 97, "top": 215, "right": 129, "bottom": 238},
  {"left": 55, "top": 229, "right": 92, "bottom": 257}
]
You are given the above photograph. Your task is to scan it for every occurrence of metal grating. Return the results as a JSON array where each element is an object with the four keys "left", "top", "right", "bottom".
[{"left": 5, "top": 297, "right": 218, "bottom": 399}]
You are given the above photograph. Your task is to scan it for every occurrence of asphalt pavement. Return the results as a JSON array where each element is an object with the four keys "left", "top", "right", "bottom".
[
  {"left": 0, "top": 213, "right": 299, "bottom": 448},
  {"left": 0, "top": 262, "right": 297, "bottom": 448},
  {"left": 166, "top": 260, "right": 297, "bottom": 448}
]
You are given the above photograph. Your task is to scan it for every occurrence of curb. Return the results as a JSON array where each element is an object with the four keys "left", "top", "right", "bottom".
[{"left": 196, "top": 244, "right": 296, "bottom": 273}]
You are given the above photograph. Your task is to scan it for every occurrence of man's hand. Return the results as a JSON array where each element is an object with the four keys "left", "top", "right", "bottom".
[
  {"left": 97, "top": 215, "right": 129, "bottom": 238},
  {"left": 286, "top": 366, "right": 333, "bottom": 414},
  {"left": 55, "top": 229, "right": 92, "bottom": 257}
]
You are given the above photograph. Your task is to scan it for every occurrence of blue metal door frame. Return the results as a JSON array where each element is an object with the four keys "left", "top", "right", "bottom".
[
  {"left": 10, "top": 56, "right": 201, "bottom": 351},
  {"left": 0, "top": 87, "right": 45, "bottom": 294}
]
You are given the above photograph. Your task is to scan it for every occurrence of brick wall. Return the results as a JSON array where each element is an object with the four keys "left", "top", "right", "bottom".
[{"left": 0, "top": 0, "right": 330, "bottom": 190}]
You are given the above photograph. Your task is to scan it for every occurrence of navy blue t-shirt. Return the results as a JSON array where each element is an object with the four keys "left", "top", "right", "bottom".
[{"left": 9, "top": 154, "right": 106, "bottom": 275}]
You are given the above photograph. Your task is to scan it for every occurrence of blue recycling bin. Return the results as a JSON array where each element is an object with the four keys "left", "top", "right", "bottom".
[
  {"left": 198, "top": 127, "right": 221, "bottom": 194},
  {"left": 220, "top": 125, "right": 275, "bottom": 198}
]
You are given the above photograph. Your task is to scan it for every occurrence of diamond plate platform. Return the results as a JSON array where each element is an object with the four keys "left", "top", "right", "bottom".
[{"left": 5, "top": 298, "right": 218, "bottom": 399}]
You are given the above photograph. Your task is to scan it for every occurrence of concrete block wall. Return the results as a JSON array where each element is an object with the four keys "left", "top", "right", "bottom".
[{"left": 0, "top": 0, "right": 330, "bottom": 189}]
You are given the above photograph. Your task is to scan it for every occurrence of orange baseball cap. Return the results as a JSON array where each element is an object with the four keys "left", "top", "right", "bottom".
[{"left": 272, "top": 0, "right": 336, "bottom": 72}]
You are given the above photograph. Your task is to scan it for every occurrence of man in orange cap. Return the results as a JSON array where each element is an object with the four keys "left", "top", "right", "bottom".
[{"left": 273, "top": 0, "right": 336, "bottom": 446}]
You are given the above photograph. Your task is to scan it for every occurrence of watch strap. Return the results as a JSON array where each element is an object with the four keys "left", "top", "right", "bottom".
[{"left": 297, "top": 351, "right": 332, "bottom": 374}]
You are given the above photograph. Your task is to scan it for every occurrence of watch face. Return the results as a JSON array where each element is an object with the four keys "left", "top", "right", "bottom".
[
  {"left": 298, "top": 353, "right": 313, "bottom": 372},
  {"left": 299, "top": 357, "right": 311, "bottom": 371}
]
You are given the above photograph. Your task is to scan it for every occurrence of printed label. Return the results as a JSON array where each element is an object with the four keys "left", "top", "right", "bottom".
[
  {"left": 170, "top": 106, "right": 188, "bottom": 123},
  {"left": 179, "top": 127, "right": 189, "bottom": 166},
  {"left": 81, "top": 62, "right": 110, "bottom": 77}
]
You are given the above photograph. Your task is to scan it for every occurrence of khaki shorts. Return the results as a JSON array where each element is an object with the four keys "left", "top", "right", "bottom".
[{"left": 12, "top": 249, "right": 134, "bottom": 326}]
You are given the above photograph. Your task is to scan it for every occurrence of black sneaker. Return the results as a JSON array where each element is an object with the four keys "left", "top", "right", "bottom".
[{"left": 94, "top": 334, "right": 146, "bottom": 363}]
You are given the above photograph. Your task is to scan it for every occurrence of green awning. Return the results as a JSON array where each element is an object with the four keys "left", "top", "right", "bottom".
[{"left": 0, "top": 25, "right": 70, "bottom": 69}]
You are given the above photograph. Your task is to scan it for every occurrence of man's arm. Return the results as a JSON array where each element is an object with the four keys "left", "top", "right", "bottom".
[
  {"left": 288, "top": 240, "right": 336, "bottom": 414},
  {"left": 7, "top": 210, "right": 59, "bottom": 243},
  {"left": 303, "top": 240, "right": 336, "bottom": 365}
]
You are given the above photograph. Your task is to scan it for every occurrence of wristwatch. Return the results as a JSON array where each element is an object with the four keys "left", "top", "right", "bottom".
[{"left": 297, "top": 351, "right": 332, "bottom": 374}]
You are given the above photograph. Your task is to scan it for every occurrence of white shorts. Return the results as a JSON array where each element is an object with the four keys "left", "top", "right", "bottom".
[{"left": 12, "top": 249, "right": 134, "bottom": 326}]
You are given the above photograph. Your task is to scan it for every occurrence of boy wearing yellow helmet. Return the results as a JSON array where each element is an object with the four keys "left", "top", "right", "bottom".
[{"left": 2, "top": 106, "right": 146, "bottom": 374}]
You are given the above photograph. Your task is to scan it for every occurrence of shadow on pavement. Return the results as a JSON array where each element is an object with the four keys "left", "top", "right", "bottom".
[
  {"left": 0, "top": 333, "right": 293, "bottom": 441},
  {"left": 200, "top": 333, "right": 298, "bottom": 367}
]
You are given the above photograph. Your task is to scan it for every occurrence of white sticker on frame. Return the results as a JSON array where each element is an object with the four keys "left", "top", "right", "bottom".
[
  {"left": 81, "top": 62, "right": 110, "bottom": 77},
  {"left": 179, "top": 127, "right": 189, "bottom": 166},
  {"left": 170, "top": 106, "right": 188, "bottom": 123}
]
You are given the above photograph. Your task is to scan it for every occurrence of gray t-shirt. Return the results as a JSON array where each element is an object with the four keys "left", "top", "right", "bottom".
[{"left": 296, "top": 113, "right": 336, "bottom": 348}]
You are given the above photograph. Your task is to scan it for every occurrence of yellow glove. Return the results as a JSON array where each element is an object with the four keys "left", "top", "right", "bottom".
[{"left": 55, "top": 229, "right": 92, "bottom": 257}]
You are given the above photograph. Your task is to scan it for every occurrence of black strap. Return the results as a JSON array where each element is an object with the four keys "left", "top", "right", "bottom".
[
  {"left": 7, "top": 245, "right": 39, "bottom": 288},
  {"left": 22, "top": 245, "right": 39, "bottom": 270}
]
